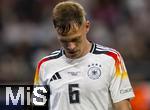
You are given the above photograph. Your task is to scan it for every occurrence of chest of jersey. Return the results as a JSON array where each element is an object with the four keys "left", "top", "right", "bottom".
[{"left": 45, "top": 54, "right": 114, "bottom": 103}]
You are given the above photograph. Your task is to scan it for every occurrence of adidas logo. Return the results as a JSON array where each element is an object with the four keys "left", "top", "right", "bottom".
[{"left": 50, "top": 72, "right": 61, "bottom": 82}]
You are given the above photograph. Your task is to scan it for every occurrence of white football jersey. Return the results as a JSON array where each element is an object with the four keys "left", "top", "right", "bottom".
[{"left": 34, "top": 43, "right": 134, "bottom": 110}]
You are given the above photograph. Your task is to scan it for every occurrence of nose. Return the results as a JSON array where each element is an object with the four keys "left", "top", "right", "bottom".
[{"left": 66, "top": 42, "right": 76, "bottom": 51}]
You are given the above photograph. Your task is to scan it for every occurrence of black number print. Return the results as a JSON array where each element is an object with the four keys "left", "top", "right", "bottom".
[{"left": 68, "top": 84, "right": 80, "bottom": 104}]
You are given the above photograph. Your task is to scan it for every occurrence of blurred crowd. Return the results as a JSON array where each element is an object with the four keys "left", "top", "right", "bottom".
[
  {"left": 0, "top": 0, "right": 150, "bottom": 80},
  {"left": 0, "top": 0, "right": 149, "bottom": 82},
  {"left": 0, "top": 0, "right": 150, "bottom": 109}
]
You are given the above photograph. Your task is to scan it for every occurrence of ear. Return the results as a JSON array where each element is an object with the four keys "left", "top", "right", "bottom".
[{"left": 85, "top": 20, "right": 90, "bottom": 33}]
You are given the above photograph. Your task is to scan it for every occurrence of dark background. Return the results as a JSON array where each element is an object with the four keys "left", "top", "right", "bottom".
[{"left": 0, "top": 0, "right": 150, "bottom": 109}]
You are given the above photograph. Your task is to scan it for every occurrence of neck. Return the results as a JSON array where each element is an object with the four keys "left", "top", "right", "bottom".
[{"left": 82, "top": 40, "right": 92, "bottom": 56}]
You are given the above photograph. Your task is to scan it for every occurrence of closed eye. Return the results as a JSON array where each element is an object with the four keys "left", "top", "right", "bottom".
[{"left": 59, "top": 36, "right": 81, "bottom": 43}]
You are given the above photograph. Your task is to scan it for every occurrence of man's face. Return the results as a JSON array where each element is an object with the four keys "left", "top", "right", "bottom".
[{"left": 57, "top": 21, "right": 89, "bottom": 59}]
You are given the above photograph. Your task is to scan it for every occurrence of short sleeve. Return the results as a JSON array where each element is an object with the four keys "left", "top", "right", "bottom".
[
  {"left": 108, "top": 52, "right": 135, "bottom": 103},
  {"left": 34, "top": 60, "right": 45, "bottom": 85}
]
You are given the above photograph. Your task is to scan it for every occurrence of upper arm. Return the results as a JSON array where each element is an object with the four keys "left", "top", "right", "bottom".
[
  {"left": 113, "top": 99, "right": 133, "bottom": 110},
  {"left": 108, "top": 51, "right": 134, "bottom": 103},
  {"left": 34, "top": 59, "right": 46, "bottom": 85}
]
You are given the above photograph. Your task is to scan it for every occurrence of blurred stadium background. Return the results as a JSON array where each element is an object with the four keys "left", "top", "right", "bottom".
[{"left": 0, "top": 0, "right": 150, "bottom": 109}]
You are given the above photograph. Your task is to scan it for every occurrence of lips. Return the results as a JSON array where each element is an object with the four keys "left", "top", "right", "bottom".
[
  {"left": 68, "top": 51, "right": 77, "bottom": 54},
  {"left": 66, "top": 50, "right": 79, "bottom": 55},
  {"left": 66, "top": 49, "right": 77, "bottom": 53}
]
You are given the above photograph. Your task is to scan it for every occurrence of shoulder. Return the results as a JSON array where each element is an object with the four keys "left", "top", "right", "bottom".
[
  {"left": 37, "top": 49, "right": 63, "bottom": 70},
  {"left": 92, "top": 43, "right": 122, "bottom": 62}
]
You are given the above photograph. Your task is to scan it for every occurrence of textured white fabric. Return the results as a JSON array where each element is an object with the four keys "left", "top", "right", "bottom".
[{"left": 35, "top": 43, "right": 134, "bottom": 110}]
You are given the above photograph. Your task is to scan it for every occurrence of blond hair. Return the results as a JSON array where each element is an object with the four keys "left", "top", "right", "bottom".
[{"left": 52, "top": 1, "right": 86, "bottom": 35}]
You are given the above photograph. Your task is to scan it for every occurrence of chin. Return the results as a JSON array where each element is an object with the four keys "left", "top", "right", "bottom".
[{"left": 67, "top": 52, "right": 80, "bottom": 59}]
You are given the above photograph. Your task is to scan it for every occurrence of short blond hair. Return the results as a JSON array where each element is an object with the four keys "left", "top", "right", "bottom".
[{"left": 52, "top": 1, "right": 86, "bottom": 35}]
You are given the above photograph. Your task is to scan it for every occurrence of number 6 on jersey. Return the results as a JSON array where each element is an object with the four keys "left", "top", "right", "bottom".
[{"left": 68, "top": 84, "right": 80, "bottom": 104}]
